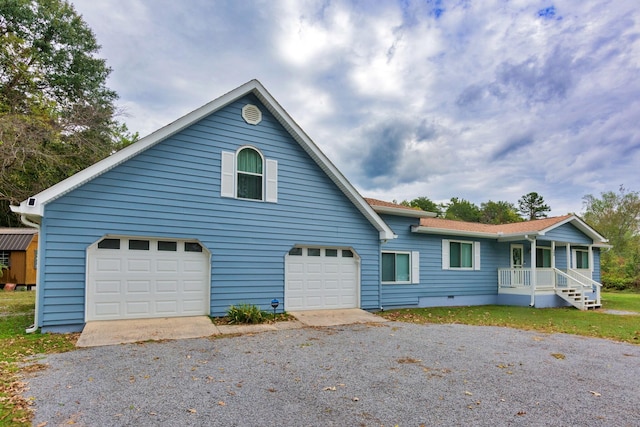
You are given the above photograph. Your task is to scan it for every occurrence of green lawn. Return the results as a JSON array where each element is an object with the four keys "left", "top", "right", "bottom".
[{"left": 379, "top": 291, "right": 640, "bottom": 344}]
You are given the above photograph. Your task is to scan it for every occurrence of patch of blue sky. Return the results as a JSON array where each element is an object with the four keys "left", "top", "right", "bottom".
[{"left": 538, "top": 6, "right": 561, "bottom": 20}]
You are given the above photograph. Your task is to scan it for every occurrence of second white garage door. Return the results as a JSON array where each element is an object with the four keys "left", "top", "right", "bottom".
[
  {"left": 86, "top": 237, "right": 210, "bottom": 321},
  {"left": 285, "top": 247, "right": 359, "bottom": 311}
]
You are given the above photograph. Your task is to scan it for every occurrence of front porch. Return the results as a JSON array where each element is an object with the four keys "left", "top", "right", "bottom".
[{"left": 498, "top": 268, "right": 602, "bottom": 310}]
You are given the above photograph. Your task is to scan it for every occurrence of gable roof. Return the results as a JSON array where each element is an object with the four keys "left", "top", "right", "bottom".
[
  {"left": 10, "top": 80, "right": 395, "bottom": 240},
  {"left": 0, "top": 228, "right": 37, "bottom": 251},
  {"left": 413, "top": 214, "right": 609, "bottom": 244}
]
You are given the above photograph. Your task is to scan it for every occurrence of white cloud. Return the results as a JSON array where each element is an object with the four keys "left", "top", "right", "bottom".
[{"left": 70, "top": 0, "right": 640, "bottom": 217}]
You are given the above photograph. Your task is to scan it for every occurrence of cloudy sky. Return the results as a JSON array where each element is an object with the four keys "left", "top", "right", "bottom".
[{"left": 70, "top": 0, "right": 640, "bottom": 216}]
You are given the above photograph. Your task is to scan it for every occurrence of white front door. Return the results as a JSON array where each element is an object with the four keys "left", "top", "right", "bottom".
[
  {"left": 285, "top": 247, "right": 359, "bottom": 311},
  {"left": 86, "top": 237, "right": 210, "bottom": 321},
  {"left": 511, "top": 244, "right": 524, "bottom": 286}
]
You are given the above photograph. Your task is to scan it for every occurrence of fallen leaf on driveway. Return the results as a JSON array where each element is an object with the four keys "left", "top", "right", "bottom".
[
  {"left": 323, "top": 386, "right": 337, "bottom": 391},
  {"left": 590, "top": 391, "right": 602, "bottom": 397},
  {"left": 187, "top": 408, "right": 197, "bottom": 414},
  {"left": 551, "top": 353, "right": 565, "bottom": 360},
  {"left": 218, "top": 401, "right": 226, "bottom": 406},
  {"left": 464, "top": 391, "right": 473, "bottom": 396}
]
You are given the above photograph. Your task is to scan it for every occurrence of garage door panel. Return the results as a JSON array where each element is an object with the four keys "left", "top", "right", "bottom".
[
  {"left": 127, "top": 259, "right": 151, "bottom": 272},
  {"left": 155, "top": 301, "right": 178, "bottom": 314},
  {"left": 95, "top": 280, "right": 121, "bottom": 294},
  {"left": 157, "top": 280, "right": 178, "bottom": 293},
  {"left": 125, "top": 301, "right": 151, "bottom": 316},
  {"left": 95, "top": 302, "right": 120, "bottom": 316},
  {"left": 157, "top": 260, "right": 179, "bottom": 272},
  {"left": 87, "top": 238, "right": 210, "bottom": 321},
  {"left": 96, "top": 258, "right": 121, "bottom": 272}
]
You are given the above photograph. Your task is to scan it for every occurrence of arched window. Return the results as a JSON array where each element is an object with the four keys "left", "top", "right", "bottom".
[{"left": 236, "top": 147, "right": 263, "bottom": 200}]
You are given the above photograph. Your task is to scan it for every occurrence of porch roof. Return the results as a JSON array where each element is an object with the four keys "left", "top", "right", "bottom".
[{"left": 412, "top": 214, "right": 609, "bottom": 244}]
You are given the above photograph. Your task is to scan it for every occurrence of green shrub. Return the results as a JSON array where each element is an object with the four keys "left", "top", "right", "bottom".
[
  {"left": 226, "top": 304, "right": 269, "bottom": 324},
  {"left": 602, "top": 275, "right": 634, "bottom": 291}
]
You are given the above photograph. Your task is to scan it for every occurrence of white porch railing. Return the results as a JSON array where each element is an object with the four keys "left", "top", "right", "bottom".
[{"left": 498, "top": 268, "right": 602, "bottom": 308}]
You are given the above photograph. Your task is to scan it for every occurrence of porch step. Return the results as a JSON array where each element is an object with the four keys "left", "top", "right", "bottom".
[{"left": 556, "top": 287, "right": 600, "bottom": 310}]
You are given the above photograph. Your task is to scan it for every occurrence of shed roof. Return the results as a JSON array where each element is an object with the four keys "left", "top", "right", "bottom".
[{"left": 0, "top": 228, "right": 37, "bottom": 251}]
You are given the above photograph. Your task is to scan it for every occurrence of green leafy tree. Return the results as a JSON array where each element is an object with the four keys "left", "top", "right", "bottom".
[
  {"left": 480, "top": 200, "right": 523, "bottom": 224},
  {"left": 0, "top": 0, "right": 136, "bottom": 226},
  {"left": 444, "top": 197, "right": 481, "bottom": 222},
  {"left": 401, "top": 196, "right": 442, "bottom": 216},
  {"left": 582, "top": 186, "right": 640, "bottom": 289},
  {"left": 518, "top": 192, "right": 550, "bottom": 220}
]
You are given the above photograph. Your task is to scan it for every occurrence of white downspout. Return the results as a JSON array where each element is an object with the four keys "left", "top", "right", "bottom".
[
  {"left": 525, "top": 235, "right": 536, "bottom": 307},
  {"left": 19, "top": 215, "right": 40, "bottom": 333}
]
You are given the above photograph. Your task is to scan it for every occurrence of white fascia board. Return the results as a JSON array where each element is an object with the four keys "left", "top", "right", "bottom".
[
  {"left": 411, "top": 226, "right": 498, "bottom": 239},
  {"left": 372, "top": 205, "right": 437, "bottom": 218},
  {"left": 252, "top": 83, "right": 396, "bottom": 241}
]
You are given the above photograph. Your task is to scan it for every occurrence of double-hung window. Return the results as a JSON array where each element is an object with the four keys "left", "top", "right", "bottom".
[
  {"left": 536, "top": 247, "right": 551, "bottom": 268},
  {"left": 574, "top": 249, "right": 589, "bottom": 269},
  {"left": 237, "top": 147, "right": 263, "bottom": 200},
  {"left": 382, "top": 251, "right": 419, "bottom": 284},
  {"left": 442, "top": 239, "right": 480, "bottom": 270}
]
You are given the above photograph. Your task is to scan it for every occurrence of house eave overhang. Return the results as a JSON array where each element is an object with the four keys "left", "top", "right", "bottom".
[
  {"left": 10, "top": 79, "right": 396, "bottom": 241},
  {"left": 411, "top": 226, "right": 499, "bottom": 239},
  {"left": 372, "top": 206, "right": 437, "bottom": 218}
]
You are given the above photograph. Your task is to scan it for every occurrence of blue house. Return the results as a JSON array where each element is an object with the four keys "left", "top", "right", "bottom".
[{"left": 11, "top": 80, "right": 609, "bottom": 333}]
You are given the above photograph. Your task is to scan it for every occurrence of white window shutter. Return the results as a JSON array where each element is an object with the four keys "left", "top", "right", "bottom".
[
  {"left": 221, "top": 151, "right": 235, "bottom": 198},
  {"left": 411, "top": 251, "right": 420, "bottom": 284},
  {"left": 265, "top": 159, "right": 278, "bottom": 203},
  {"left": 442, "top": 240, "right": 449, "bottom": 270},
  {"left": 474, "top": 241, "right": 481, "bottom": 270}
]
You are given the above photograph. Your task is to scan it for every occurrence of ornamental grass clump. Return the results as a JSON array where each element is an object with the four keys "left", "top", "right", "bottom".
[{"left": 226, "top": 304, "right": 270, "bottom": 324}]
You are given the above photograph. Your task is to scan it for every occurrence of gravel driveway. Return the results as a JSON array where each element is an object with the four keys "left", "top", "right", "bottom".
[{"left": 22, "top": 322, "right": 640, "bottom": 426}]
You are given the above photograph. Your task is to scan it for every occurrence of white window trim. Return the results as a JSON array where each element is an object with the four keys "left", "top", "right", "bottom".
[
  {"left": 442, "top": 239, "right": 481, "bottom": 271},
  {"left": 382, "top": 251, "right": 420, "bottom": 285},
  {"left": 220, "top": 147, "right": 277, "bottom": 202},
  {"left": 536, "top": 247, "right": 552, "bottom": 268},
  {"left": 572, "top": 248, "right": 591, "bottom": 271}
]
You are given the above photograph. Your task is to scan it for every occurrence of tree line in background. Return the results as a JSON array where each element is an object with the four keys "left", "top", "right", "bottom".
[
  {"left": 0, "top": 0, "right": 137, "bottom": 227},
  {"left": 398, "top": 191, "right": 550, "bottom": 223},
  {"left": 399, "top": 187, "right": 640, "bottom": 290}
]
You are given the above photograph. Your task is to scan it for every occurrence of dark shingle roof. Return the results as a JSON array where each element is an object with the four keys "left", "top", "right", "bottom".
[{"left": 0, "top": 228, "right": 37, "bottom": 251}]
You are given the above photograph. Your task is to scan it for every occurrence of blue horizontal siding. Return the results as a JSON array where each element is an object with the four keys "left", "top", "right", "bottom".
[
  {"left": 540, "top": 223, "right": 593, "bottom": 244},
  {"left": 379, "top": 215, "right": 504, "bottom": 308},
  {"left": 38, "top": 94, "right": 381, "bottom": 329}
]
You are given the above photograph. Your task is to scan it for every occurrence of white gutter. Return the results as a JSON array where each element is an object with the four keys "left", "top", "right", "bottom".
[
  {"left": 18, "top": 214, "right": 41, "bottom": 333},
  {"left": 411, "top": 226, "right": 498, "bottom": 239}
]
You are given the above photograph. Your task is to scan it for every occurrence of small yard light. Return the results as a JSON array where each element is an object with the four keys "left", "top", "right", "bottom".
[{"left": 271, "top": 298, "right": 279, "bottom": 320}]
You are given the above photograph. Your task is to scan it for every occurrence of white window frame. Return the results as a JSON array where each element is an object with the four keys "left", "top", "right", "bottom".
[
  {"left": 572, "top": 249, "right": 590, "bottom": 270},
  {"left": 221, "top": 146, "right": 277, "bottom": 203},
  {"left": 442, "top": 239, "right": 481, "bottom": 271},
  {"left": 536, "top": 247, "right": 552, "bottom": 268},
  {"left": 0, "top": 250, "right": 9, "bottom": 268},
  {"left": 382, "top": 251, "right": 420, "bottom": 285}
]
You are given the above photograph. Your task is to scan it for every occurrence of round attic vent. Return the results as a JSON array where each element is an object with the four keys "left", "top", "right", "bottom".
[{"left": 242, "top": 104, "right": 262, "bottom": 125}]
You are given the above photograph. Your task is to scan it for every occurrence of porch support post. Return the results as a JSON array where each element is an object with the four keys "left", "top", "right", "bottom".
[
  {"left": 527, "top": 236, "right": 537, "bottom": 306},
  {"left": 566, "top": 244, "right": 571, "bottom": 270},
  {"left": 551, "top": 241, "right": 556, "bottom": 288}
]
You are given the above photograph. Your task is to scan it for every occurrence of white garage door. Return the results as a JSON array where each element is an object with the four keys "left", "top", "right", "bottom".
[
  {"left": 285, "top": 247, "right": 359, "bottom": 311},
  {"left": 86, "top": 237, "right": 210, "bottom": 321}
]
